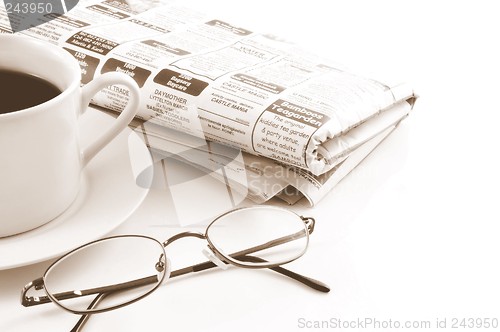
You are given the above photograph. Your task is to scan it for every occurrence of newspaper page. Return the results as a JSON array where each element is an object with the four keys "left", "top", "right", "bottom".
[{"left": 0, "top": 0, "right": 416, "bottom": 205}]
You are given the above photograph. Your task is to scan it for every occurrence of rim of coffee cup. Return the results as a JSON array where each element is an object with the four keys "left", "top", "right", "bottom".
[{"left": 0, "top": 34, "right": 82, "bottom": 119}]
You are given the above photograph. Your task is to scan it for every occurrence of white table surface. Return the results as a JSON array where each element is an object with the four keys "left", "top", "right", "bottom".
[{"left": 2, "top": 1, "right": 500, "bottom": 331}]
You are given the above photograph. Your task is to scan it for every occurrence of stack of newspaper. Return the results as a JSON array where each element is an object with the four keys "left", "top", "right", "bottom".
[{"left": 0, "top": 0, "right": 416, "bottom": 205}]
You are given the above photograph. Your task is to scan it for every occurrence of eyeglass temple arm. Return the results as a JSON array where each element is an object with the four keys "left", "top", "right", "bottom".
[
  {"left": 21, "top": 275, "right": 160, "bottom": 307},
  {"left": 220, "top": 226, "right": 311, "bottom": 261},
  {"left": 70, "top": 293, "right": 108, "bottom": 332},
  {"left": 237, "top": 255, "right": 329, "bottom": 292},
  {"left": 234, "top": 216, "right": 315, "bottom": 259},
  {"left": 173, "top": 254, "right": 330, "bottom": 292}
]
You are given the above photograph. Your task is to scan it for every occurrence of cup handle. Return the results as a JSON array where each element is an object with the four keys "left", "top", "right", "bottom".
[{"left": 79, "top": 72, "right": 141, "bottom": 167}]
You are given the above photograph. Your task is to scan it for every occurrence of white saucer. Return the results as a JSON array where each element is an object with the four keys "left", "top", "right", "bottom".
[{"left": 0, "top": 107, "right": 152, "bottom": 270}]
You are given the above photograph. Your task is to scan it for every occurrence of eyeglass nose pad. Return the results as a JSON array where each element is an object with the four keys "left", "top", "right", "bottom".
[{"left": 202, "top": 247, "right": 228, "bottom": 270}]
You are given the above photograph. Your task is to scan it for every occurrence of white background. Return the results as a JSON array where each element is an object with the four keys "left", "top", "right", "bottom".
[{"left": 2, "top": 1, "right": 500, "bottom": 331}]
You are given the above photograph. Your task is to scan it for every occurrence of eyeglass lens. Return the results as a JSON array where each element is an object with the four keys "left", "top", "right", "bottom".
[
  {"left": 207, "top": 207, "right": 309, "bottom": 266},
  {"left": 43, "top": 236, "right": 166, "bottom": 313}
]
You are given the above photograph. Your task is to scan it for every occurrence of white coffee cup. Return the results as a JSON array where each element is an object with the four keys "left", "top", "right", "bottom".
[{"left": 0, "top": 35, "right": 141, "bottom": 237}]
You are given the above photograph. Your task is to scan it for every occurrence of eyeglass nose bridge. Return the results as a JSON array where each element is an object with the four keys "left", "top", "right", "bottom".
[
  {"left": 161, "top": 230, "right": 230, "bottom": 271},
  {"left": 162, "top": 231, "right": 206, "bottom": 247}
]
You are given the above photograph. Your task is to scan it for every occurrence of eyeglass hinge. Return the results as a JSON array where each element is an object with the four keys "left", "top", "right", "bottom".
[
  {"left": 301, "top": 216, "right": 316, "bottom": 234},
  {"left": 21, "top": 277, "right": 51, "bottom": 307}
]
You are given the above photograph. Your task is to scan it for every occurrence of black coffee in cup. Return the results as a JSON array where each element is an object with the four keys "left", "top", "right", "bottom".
[{"left": 0, "top": 69, "right": 62, "bottom": 114}]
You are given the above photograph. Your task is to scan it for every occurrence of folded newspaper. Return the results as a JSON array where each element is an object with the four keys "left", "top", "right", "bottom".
[{"left": 0, "top": 0, "right": 417, "bottom": 205}]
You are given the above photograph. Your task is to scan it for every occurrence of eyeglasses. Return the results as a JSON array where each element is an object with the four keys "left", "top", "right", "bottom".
[{"left": 21, "top": 206, "right": 329, "bottom": 331}]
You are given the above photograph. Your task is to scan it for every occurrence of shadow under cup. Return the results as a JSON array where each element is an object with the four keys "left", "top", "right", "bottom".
[{"left": 0, "top": 35, "right": 85, "bottom": 238}]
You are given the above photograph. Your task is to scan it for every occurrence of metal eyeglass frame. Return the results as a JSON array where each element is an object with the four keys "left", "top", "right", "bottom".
[{"left": 21, "top": 207, "right": 330, "bottom": 331}]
